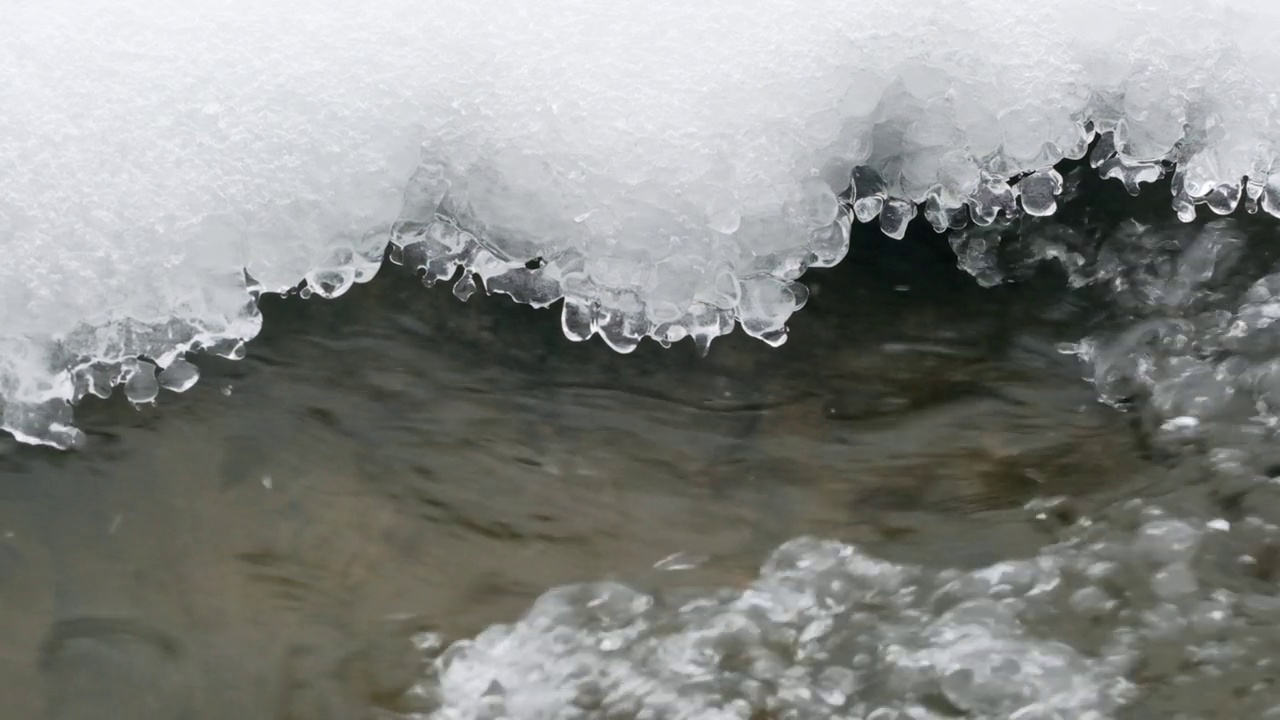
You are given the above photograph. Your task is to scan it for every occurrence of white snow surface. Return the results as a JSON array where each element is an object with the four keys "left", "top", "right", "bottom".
[{"left": 4, "top": 0, "right": 1280, "bottom": 445}]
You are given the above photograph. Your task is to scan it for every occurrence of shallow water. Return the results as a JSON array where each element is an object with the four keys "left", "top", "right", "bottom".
[{"left": 0, "top": 218, "right": 1181, "bottom": 718}]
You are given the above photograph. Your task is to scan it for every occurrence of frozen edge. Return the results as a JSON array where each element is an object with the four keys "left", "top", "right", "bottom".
[
  {"left": 390, "top": 127, "right": 1280, "bottom": 353},
  {"left": 4, "top": 130, "right": 1279, "bottom": 449}
]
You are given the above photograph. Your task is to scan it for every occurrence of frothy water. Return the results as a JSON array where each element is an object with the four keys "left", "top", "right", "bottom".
[
  {"left": 5, "top": 0, "right": 1280, "bottom": 445},
  {"left": 414, "top": 509, "right": 1255, "bottom": 720},
  {"left": 952, "top": 166, "right": 1280, "bottom": 486},
  {"left": 3, "top": 208, "right": 1280, "bottom": 717}
]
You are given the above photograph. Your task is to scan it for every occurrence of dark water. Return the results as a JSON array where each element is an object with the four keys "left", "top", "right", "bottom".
[{"left": 0, "top": 218, "right": 1195, "bottom": 717}]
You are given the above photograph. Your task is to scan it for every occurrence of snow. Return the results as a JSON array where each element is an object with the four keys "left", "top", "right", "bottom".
[{"left": 4, "top": 0, "right": 1280, "bottom": 445}]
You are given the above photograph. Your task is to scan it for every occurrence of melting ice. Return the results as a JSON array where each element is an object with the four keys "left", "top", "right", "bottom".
[{"left": 3, "top": 0, "right": 1280, "bottom": 445}]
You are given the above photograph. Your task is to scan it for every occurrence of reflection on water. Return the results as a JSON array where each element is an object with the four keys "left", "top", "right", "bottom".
[{"left": 0, "top": 227, "right": 1155, "bottom": 718}]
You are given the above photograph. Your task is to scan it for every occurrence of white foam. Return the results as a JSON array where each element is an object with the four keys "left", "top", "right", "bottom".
[
  {"left": 406, "top": 507, "right": 1277, "bottom": 719},
  {"left": 4, "top": 0, "right": 1280, "bottom": 445}
]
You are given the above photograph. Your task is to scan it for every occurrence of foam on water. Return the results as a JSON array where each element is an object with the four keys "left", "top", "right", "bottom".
[
  {"left": 3, "top": 0, "right": 1280, "bottom": 446},
  {"left": 399, "top": 503, "right": 1280, "bottom": 719}
]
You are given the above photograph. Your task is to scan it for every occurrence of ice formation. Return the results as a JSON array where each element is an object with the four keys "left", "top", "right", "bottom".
[
  {"left": 400, "top": 503, "right": 1280, "bottom": 719},
  {"left": 949, "top": 177, "right": 1280, "bottom": 477},
  {"left": 4, "top": 0, "right": 1280, "bottom": 445}
]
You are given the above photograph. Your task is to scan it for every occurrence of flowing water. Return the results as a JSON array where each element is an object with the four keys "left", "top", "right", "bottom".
[{"left": 5, "top": 193, "right": 1249, "bottom": 718}]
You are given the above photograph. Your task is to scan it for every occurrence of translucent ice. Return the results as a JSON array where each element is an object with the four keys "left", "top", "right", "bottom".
[{"left": 5, "top": 0, "right": 1280, "bottom": 444}]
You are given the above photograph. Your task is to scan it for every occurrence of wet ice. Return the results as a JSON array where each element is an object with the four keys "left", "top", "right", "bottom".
[{"left": 6, "top": 0, "right": 1280, "bottom": 444}]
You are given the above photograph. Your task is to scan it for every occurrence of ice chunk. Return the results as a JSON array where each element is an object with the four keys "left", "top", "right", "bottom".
[
  {"left": 949, "top": 229, "right": 1006, "bottom": 288},
  {"left": 1017, "top": 170, "right": 1065, "bottom": 217},
  {"left": 122, "top": 361, "right": 160, "bottom": 406},
  {"left": 157, "top": 359, "right": 200, "bottom": 394},
  {"left": 879, "top": 199, "right": 919, "bottom": 241},
  {"left": 6, "top": 0, "right": 1280, "bottom": 445}
]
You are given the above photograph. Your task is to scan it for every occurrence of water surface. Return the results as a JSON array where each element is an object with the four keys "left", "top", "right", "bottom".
[{"left": 0, "top": 224, "right": 1172, "bottom": 718}]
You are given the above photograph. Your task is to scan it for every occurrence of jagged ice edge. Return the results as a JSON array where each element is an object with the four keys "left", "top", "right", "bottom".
[
  {"left": 8, "top": 125, "right": 1280, "bottom": 449},
  {"left": 387, "top": 125, "right": 1280, "bottom": 356}
]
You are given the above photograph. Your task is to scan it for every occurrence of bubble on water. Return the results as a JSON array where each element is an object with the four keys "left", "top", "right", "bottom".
[
  {"left": 1069, "top": 587, "right": 1117, "bottom": 618},
  {"left": 1151, "top": 562, "right": 1199, "bottom": 600},
  {"left": 1134, "top": 521, "right": 1204, "bottom": 567}
]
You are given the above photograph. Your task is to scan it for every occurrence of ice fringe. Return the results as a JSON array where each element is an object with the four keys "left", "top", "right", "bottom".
[{"left": 3, "top": 0, "right": 1280, "bottom": 446}]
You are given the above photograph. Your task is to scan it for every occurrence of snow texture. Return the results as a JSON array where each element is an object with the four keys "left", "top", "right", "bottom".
[{"left": 4, "top": 0, "right": 1280, "bottom": 445}]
